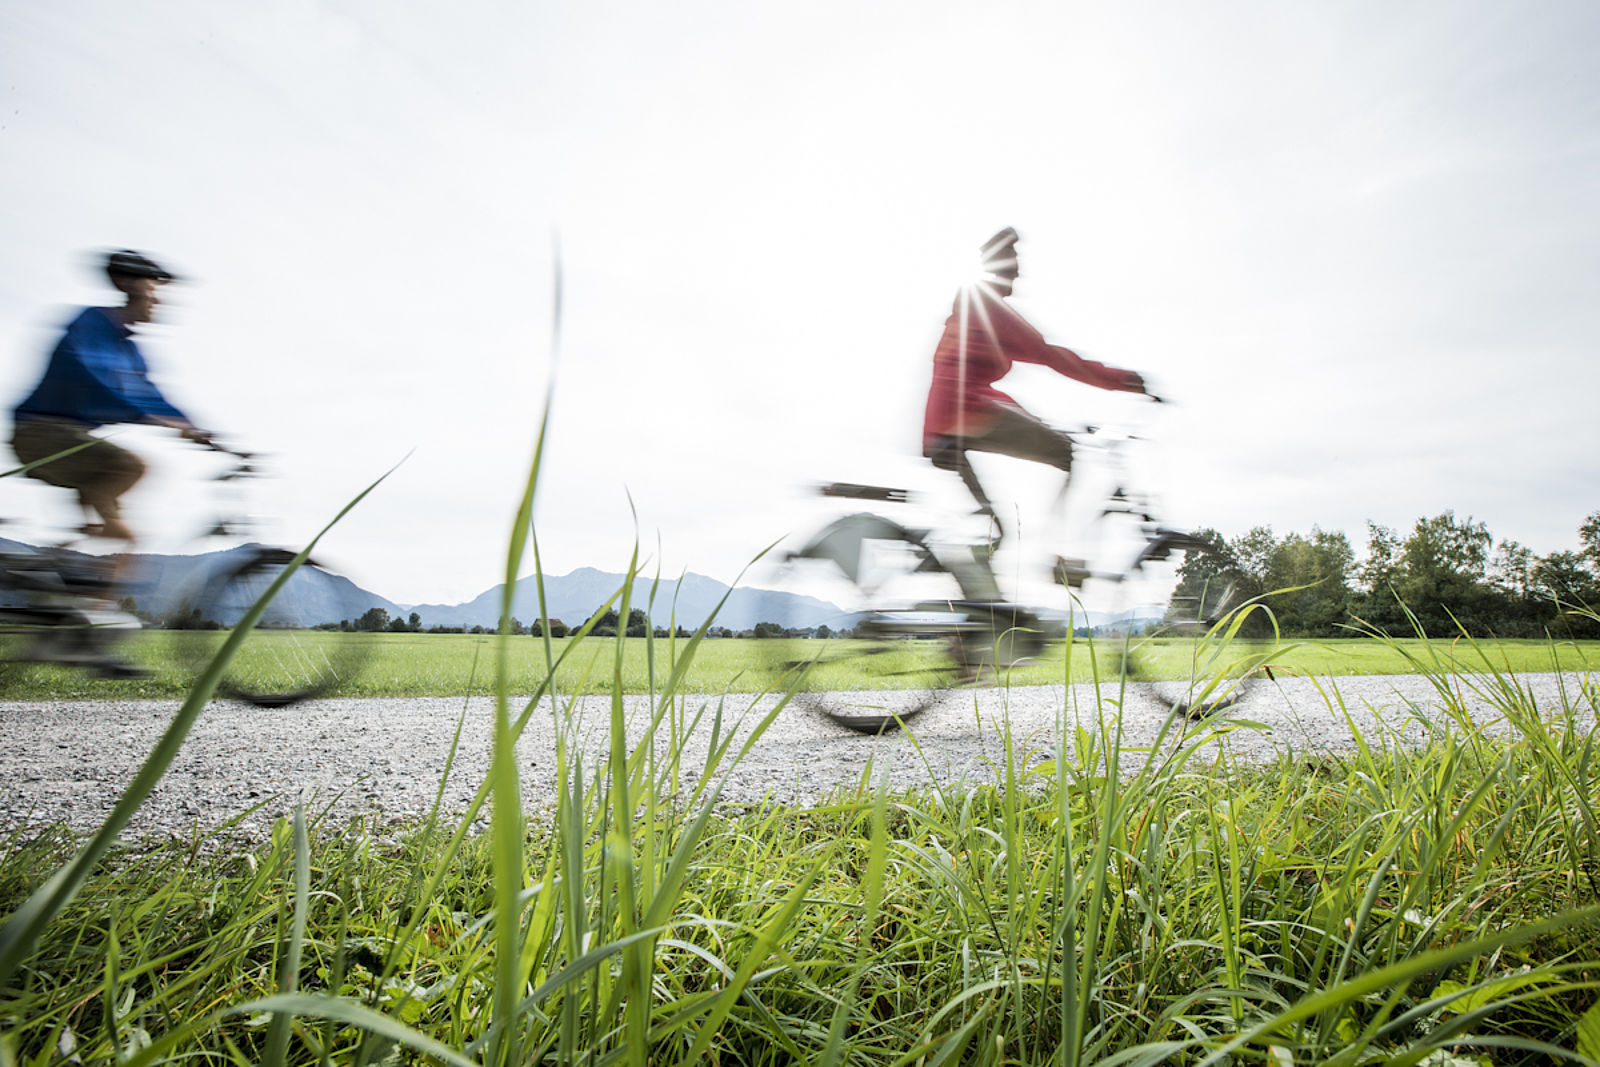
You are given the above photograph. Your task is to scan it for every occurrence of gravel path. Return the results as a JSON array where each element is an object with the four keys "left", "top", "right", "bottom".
[{"left": 2, "top": 671, "right": 1595, "bottom": 841}]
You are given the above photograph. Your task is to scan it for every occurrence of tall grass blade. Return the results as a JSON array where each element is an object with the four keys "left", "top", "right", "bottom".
[{"left": 262, "top": 796, "right": 310, "bottom": 1067}]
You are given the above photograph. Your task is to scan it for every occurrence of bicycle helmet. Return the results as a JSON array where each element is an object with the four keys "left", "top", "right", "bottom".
[
  {"left": 105, "top": 250, "right": 178, "bottom": 283},
  {"left": 979, "top": 227, "right": 1019, "bottom": 277}
]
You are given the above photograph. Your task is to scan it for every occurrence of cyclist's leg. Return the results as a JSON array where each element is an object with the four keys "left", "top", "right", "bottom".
[
  {"left": 927, "top": 436, "right": 997, "bottom": 516},
  {"left": 12, "top": 420, "right": 143, "bottom": 543},
  {"left": 954, "top": 404, "right": 1078, "bottom": 566},
  {"left": 951, "top": 403, "right": 1075, "bottom": 515},
  {"left": 960, "top": 402, "right": 1074, "bottom": 475}
]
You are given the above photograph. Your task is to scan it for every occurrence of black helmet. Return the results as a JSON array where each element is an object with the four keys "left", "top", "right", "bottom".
[{"left": 105, "top": 249, "right": 178, "bottom": 283}]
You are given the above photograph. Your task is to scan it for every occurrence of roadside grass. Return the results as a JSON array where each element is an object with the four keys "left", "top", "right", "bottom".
[
  {"left": 0, "top": 631, "right": 1595, "bottom": 701},
  {"left": 3, "top": 620, "right": 1600, "bottom": 1063}
]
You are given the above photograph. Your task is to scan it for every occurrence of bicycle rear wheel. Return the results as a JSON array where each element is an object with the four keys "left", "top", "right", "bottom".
[
  {"left": 773, "top": 612, "right": 968, "bottom": 734},
  {"left": 1113, "top": 532, "right": 1262, "bottom": 719},
  {"left": 759, "top": 513, "right": 999, "bottom": 733},
  {"left": 185, "top": 548, "right": 369, "bottom": 707}
]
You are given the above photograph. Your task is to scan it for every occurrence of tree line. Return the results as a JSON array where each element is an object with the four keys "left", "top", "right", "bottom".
[
  {"left": 572, "top": 608, "right": 842, "bottom": 640},
  {"left": 1172, "top": 509, "right": 1600, "bottom": 638},
  {"left": 317, "top": 606, "right": 824, "bottom": 639}
]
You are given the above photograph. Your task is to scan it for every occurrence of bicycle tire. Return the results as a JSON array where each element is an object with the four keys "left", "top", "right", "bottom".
[
  {"left": 774, "top": 613, "right": 967, "bottom": 734},
  {"left": 763, "top": 513, "right": 1015, "bottom": 733},
  {"left": 184, "top": 547, "right": 369, "bottom": 707},
  {"left": 1112, "top": 532, "right": 1261, "bottom": 719}
]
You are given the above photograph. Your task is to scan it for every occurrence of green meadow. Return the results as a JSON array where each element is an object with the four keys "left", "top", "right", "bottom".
[{"left": 1, "top": 630, "right": 1596, "bottom": 701}]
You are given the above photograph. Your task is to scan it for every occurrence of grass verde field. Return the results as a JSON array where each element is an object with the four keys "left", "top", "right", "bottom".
[
  {"left": 1, "top": 630, "right": 1599, "bottom": 701},
  {"left": 5, "top": 440, "right": 1600, "bottom": 1064}
]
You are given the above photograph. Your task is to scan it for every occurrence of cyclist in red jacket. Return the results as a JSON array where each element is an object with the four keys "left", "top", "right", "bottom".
[{"left": 923, "top": 228, "right": 1148, "bottom": 540}]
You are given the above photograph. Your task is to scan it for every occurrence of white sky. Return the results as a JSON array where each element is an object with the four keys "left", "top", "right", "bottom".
[{"left": 2, "top": 0, "right": 1596, "bottom": 609}]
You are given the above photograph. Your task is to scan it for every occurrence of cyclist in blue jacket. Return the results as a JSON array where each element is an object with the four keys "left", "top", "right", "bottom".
[{"left": 11, "top": 250, "right": 212, "bottom": 546}]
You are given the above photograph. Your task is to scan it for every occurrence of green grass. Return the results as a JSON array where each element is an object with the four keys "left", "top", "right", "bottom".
[
  {"left": 2, "top": 629, "right": 1599, "bottom": 1064},
  {"left": 1, "top": 631, "right": 1596, "bottom": 701}
]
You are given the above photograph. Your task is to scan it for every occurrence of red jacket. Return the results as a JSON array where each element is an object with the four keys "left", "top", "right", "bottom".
[{"left": 922, "top": 287, "right": 1143, "bottom": 453}]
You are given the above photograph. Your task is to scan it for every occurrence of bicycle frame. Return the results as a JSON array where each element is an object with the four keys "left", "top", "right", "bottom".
[{"left": 798, "top": 425, "right": 1186, "bottom": 608}]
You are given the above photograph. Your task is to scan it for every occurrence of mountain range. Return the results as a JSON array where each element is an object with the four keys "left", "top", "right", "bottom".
[
  {"left": 0, "top": 540, "right": 847, "bottom": 631},
  {"left": 2, "top": 541, "right": 1150, "bottom": 633},
  {"left": 393, "top": 567, "right": 853, "bottom": 631}
]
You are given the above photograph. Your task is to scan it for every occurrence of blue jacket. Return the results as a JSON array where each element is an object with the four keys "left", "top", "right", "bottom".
[{"left": 13, "top": 307, "right": 187, "bottom": 429}]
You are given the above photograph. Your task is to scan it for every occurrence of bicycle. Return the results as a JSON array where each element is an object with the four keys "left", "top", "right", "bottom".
[
  {"left": 757, "top": 417, "right": 1259, "bottom": 733},
  {"left": 1, "top": 441, "right": 368, "bottom": 706}
]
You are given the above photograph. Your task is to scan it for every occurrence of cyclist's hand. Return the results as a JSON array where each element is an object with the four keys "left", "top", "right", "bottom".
[
  {"left": 180, "top": 425, "right": 216, "bottom": 447},
  {"left": 1126, "top": 372, "right": 1167, "bottom": 402}
]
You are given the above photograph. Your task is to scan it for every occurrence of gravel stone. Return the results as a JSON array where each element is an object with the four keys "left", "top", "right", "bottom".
[{"left": 1, "top": 672, "right": 1594, "bottom": 841}]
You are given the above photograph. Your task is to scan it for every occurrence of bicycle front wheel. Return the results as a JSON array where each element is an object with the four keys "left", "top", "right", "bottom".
[
  {"left": 1114, "top": 532, "right": 1263, "bottom": 719},
  {"left": 186, "top": 548, "right": 369, "bottom": 707}
]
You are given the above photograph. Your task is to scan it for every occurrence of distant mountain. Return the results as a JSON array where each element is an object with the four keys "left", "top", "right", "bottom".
[
  {"left": 0, "top": 538, "right": 405, "bottom": 628},
  {"left": 6, "top": 543, "right": 1154, "bottom": 636},
  {"left": 402, "top": 567, "right": 853, "bottom": 632},
  {"left": 2, "top": 542, "right": 842, "bottom": 632}
]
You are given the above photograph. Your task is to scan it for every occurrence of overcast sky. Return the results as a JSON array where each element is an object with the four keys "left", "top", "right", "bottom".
[{"left": 2, "top": 0, "right": 1596, "bottom": 611}]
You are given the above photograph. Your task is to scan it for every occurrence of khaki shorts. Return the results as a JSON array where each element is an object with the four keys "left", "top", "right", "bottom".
[
  {"left": 928, "top": 401, "right": 1074, "bottom": 473},
  {"left": 11, "top": 419, "right": 144, "bottom": 517}
]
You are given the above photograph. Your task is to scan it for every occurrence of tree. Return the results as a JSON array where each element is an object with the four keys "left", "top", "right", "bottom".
[
  {"left": 1490, "top": 540, "right": 1537, "bottom": 601},
  {"left": 1168, "top": 528, "right": 1256, "bottom": 629},
  {"left": 626, "top": 608, "right": 649, "bottom": 638},
  {"left": 408, "top": 612, "right": 422, "bottom": 632},
  {"left": 386, "top": 615, "right": 409, "bottom": 632},
  {"left": 587, "top": 608, "right": 619, "bottom": 637},
  {"left": 814, "top": 624, "right": 834, "bottom": 639},
  {"left": 357, "top": 607, "right": 390, "bottom": 632},
  {"left": 1581, "top": 511, "right": 1600, "bottom": 571},
  {"left": 117, "top": 595, "right": 157, "bottom": 626},
  {"left": 166, "top": 598, "right": 221, "bottom": 630},
  {"left": 1170, "top": 526, "right": 1355, "bottom": 637},
  {"left": 1358, "top": 522, "right": 1402, "bottom": 593},
  {"left": 1391, "top": 511, "right": 1495, "bottom": 634},
  {"left": 1229, "top": 526, "right": 1278, "bottom": 600},
  {"left": 1533, "top": 551, "right": 1594, "bottom": 602},
  {"left": 1261, "top": 528, "right": 1355, "bottom": 635}
]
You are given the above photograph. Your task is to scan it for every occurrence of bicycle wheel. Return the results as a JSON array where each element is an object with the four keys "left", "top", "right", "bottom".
[
  {"left": 758, "top": 512, "right": 1003, "bottom": 733},
  {"left": 1112, "top": 531, "right": 1261, "bottom": 719},
  {"left": 185, "top": 548, "right": 369, "bottom": 707}
]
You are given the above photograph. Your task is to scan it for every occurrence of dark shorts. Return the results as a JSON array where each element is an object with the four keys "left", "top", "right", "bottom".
[
  {"left": 11, "top": 419, "right": 143, "bottom": 514},
  {"left": 927, "top": 401, "right": 1073, "bottom": 472}
]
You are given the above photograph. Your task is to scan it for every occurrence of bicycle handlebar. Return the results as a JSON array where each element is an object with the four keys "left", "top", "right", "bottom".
[{"left": 195, "top": 438, "right": 265, "bottom": 480}]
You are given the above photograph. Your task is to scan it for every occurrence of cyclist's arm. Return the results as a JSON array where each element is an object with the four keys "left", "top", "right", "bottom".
[
  {"left": 994, "top": 306, "right": 1145, "bottom": 394},
  {"left": 62, "top": 310, "right": 194, "bottom": 425},
  {"left": 1033, "top": 344, "right": 1145, "bottom": 394}
]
